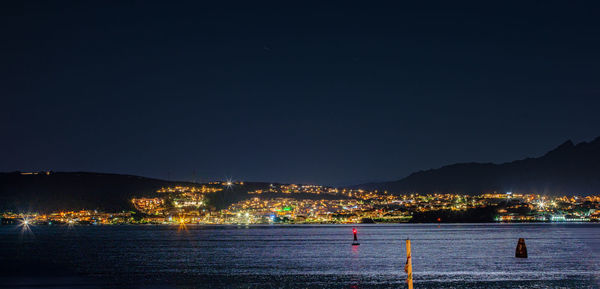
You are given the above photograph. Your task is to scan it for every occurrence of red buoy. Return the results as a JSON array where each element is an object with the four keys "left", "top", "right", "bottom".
[{"left": 352, "top": 227, "right": 360, "bottom": 246}]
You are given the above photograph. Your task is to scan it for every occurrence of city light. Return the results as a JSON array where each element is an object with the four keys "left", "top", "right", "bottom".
[{"left": 2, "top": 185, "right": 599, "bottom": 225}]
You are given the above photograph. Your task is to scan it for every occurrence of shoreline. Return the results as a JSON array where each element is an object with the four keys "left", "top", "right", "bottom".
[{"left": 2, "top": 221, "right": 598, "bottom": 227}]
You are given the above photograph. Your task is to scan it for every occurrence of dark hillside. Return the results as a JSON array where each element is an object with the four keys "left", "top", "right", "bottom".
[
  {"left": 0, "top": 172, "right": 198, "bottom": 212},
  {"left": 357, "top": 137, "right": 600, "bottom": 195}
]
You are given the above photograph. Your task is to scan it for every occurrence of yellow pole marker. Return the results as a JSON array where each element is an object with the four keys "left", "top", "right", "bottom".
[{"left": 404, "top": 239, "right": 413, "bottom": 289}]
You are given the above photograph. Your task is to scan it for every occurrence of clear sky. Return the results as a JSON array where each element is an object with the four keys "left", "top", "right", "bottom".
[{"left": 2, "top": 1, "right": 599, "bottom": 185}]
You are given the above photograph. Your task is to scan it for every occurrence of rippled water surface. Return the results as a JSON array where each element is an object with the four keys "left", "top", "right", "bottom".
[{"left": 1, "top": 224, "right": 599, "bottom": 288}]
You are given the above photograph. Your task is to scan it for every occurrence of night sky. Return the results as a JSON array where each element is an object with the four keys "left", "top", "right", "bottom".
[{"left": 2, "top": 1, "right": 599, "bottom": 185}]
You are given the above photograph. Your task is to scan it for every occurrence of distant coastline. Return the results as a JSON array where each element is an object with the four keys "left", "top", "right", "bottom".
[
  {"left": 2, "top": 137, "right": 599, "bottom": 226},
  {"left": 2, "top": 172, "right": 599, "bottom": 226}
]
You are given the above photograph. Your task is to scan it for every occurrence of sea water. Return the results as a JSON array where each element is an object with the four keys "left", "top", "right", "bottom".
[{"left": 1, "top": 223, "right": 599, "bottom": 288}]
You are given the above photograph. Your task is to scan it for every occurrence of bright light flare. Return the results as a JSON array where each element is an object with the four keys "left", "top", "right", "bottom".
[
  {"left": 66, "top": 219, "right": 76, "bottom": 229},
  {"left": 224, "top": 178, "right": 234, "bottom": 189},
  {"left": 177, "top": 216, "right": 188, "bottom": 232},
  {"left": 18, "top": 217, "right": 34, "bottom": 236},
  {"left": 19, "top": 218, "right": 31, "bottom": 228},
  {"left": 536, "top": 200, "right": 546, "bottom": 209}
]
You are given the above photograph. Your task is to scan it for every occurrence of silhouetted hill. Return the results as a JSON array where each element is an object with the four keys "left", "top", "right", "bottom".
[
  {"left": 0, "top": 172, "right": 200, "bottom": 212},
  {"left": 357, "top": 137, "right": 600, "bottom": 195},
  {"left": 0, "top": 172, "right": 343, "bottom": 212}
]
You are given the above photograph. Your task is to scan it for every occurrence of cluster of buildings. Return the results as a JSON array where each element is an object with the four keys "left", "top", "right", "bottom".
[
  {"left": 492, "top": 194, "right": 599, "bottom": 222},
  {"left": 223, "top": 197, "right": 369, "bottom": 223},
  {"left": 217, "top": 191, "right": 599, "bottom": 224},
  {"left": 2, "top": 183, "right": 599, "bottom": 225},
  {"left": 1, "top": 210, "right": 133, "bottom": 225},
  {"left": 133, "top": 185, "right": 226, "bottom": 214}
]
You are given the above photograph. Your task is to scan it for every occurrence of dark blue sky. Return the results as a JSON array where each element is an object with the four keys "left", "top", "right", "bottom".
[{"left": 2, "top": 1, "right": 599, "bottom": 185}]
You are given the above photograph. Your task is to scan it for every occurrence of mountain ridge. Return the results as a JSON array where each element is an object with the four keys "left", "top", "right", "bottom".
[{"left": 356, "top": 137, "right": 600, "bottom": 195}]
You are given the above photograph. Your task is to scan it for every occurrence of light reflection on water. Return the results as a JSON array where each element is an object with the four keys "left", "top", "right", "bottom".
[{"left": 1, "top": 223, "right": 599, "bottom": 288}]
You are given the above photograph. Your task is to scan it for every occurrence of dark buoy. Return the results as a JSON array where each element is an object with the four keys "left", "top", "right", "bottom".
[
  {"left": 515, "top": 238, "right": 528, "bottom": 258},
  {"left": 352, "top": 228, "right": 360, "bottom": 246}
]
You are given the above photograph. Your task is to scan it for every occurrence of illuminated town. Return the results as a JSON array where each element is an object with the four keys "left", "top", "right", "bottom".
[{"left": 2, "top": 182, "right": 599, "bottom": 226}]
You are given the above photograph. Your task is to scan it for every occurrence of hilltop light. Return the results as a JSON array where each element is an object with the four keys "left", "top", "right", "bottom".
[{"left": 224, "top": 178, "right": 234, "bottom": 188}]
